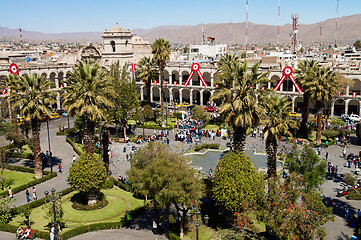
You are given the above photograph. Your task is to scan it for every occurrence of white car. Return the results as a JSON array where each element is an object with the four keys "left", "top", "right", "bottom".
[{"left": 349, "top": 114, "right": 361, "bottom": 122}]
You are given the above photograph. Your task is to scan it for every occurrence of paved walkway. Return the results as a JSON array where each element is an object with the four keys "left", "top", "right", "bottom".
[{"left": 1, "top": 119, "right": 361, "bottom": 239}]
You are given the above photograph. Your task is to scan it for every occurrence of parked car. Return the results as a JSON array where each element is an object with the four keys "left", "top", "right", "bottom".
[
  {"left": 41, "top": 114, "right": 50, "bottom": 122},
  {"left": 182, "top": 102, "right": 189, "bottom": 107},
  {"left": 349, "top": 114, "right": 361, "bottom": 122},
  {"left": 187, "top": 105, "right": 196, "bottom": 111},
  {"left": 341, "top": 114, "right": 349, "bottom": 121},
  {"left": 150, "top": 102, "right": 161, "bottom": 108},
  {"left": 204, "top": 106, "right": 219, "bottom": 112},
  {"left": 56, "top": 109, "right": 65, "bottom": 115},
  {"left": 49, "top": 113, "right": 60, "bottom": 119},
  {"left": 290, "top": 111, "right": 301, "bottom": 117}
]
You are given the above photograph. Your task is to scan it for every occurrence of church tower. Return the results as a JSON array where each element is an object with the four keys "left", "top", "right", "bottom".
[{"left": 102, "top": 23, "right": 133, "bottom": 67}]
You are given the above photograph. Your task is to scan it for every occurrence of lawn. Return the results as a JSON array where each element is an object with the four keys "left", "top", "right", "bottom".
[
  {"left": 0, "top": 170, "right": 34, "bottom": 193},
  {"left": 9, "top": 187, "right": 145, "bottom": 233},
  {"left": 184, "top": 225, "right": 216, "bottom": 240}
]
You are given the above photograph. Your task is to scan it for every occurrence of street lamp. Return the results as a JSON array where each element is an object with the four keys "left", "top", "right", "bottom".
[
  {"left": 44, "top": 188, "right": 62, "bottom": 240},
  {"left": 46, "top": 119, "right": 52, "bottom": 173},
  {"left": 187, "top": 210, "right": 209, "bottom": 240}
]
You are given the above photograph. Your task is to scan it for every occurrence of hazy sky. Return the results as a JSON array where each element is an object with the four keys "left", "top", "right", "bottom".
[{"left": 0, "top": 0, "right": 360, "bottom": 33}]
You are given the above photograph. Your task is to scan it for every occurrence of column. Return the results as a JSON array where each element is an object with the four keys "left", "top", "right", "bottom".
[
  {"left": 346, "top": 85, "right": 350, "bottom": 96},
  {"left": 189, "top": 89, "right": 193, "bottom": 105},
  {"left": 169, "top": 88, "right": 173, "bottom": 103},
  {"left": 200, "top": 90, "right": 204, "bottom": 106},
  {"left": 169, "top": 74, "right": 172, "bottom": 85},
  {"left": 55, "top": 73, "right": 59, "bottom": 89},
  {"left": 210, "top": 75, "right": 214, "bottom": 87},
  {"left": 359, "top": 100, "right": 361, "bottom": 115},
  {"left": 179, "top": 89, "right": 183, "bottom": 105},
  {"left": 140, "top": 87, "right": 144, "bottom": 101},
  {"left": 179, "top": 73, "right": 183, "bottom": 85},
  {"left": 268, "top": 82, "right": 271, "bottom": 89},
  {"left": 150, "top": 87, "right": 153, "bottom": 102},
  {"left": 345, "top": 100, "right": 349, "bottom": 115},
  {"left": 293, "top": 84, "right": 296, "bottom": 93},
  {"left": 56, "top": 92, "right": 61, "bottom": 109},
  {"left": 331, "top": 100, "right": 335, "bottom": 117}
]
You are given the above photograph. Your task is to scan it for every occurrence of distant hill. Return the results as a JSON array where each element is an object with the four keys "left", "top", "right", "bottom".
[{"left": 1, "top": 14, "right": 361, "bottom": 44}]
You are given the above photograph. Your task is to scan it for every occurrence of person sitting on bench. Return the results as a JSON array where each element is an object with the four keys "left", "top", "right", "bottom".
[{"left": 22, "top": 226, "right": 31, "bottom": 239}]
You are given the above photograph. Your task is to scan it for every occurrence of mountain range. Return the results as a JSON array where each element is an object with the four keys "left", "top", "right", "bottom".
[{"left": 1, "top": 14, "right": 361, "bottom": 44}]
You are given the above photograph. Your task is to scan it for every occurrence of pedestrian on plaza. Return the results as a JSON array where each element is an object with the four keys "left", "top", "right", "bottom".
[
  {"left": 331, "top": 166, "right": 335, "bottom": 177},
  {"left": 32, "top": 186, "right": 37, "bottom": 200},
  {"left": 345, "top": 205, "right": 350, "bottom": 221},
  {"left": 336, "top": 136, "right": 339, "bottom": 145},
  {"left": 50, "top": 225, "right": 55, "bottom": 240},
  {"left": 8, "top": 186, "right": 13, "bottom": 198},
  {"left": 166, "top": 137, "right": 170, "bottom": 146},
  {"left": 351, "top": 233, "right": 358, "bottom": 240},
  {"left": 72, "top": 155, "right": 76, "bottom": 163},
  {"left": 318, "top": 147, "right": 321, "bottom": 155},
  {"left": 325, "top": 152, "right": 329, "bottom": 160},
  {"left": 357, "top": 209, "right": 361, "bottom": 223},
  {"left": 327, "top": 164, "right": 331, "bottom": 174},
  {"left": 336, "top": 166, "right": 339, "bottom": 176},
  {"left": 26, "top": 189, "right": 30, "bottom": 202},
  {"left": 343, "top": 147, "right": 347, "bottom": 159},
  {"left": 58, "top": 163, "right": 62, "bottom": 173}
]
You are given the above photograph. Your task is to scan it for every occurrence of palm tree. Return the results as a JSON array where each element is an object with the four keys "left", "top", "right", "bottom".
[
  {"left": 152, "top": 39, "right": 170, "bottom": 127},
  {"left": 308, "top": 67, "right": 337, "bottom": 145},
  {"left": 1, "top": 74, "right": 19, "bottom": 127},
  {"left": 62, "top": 59, "right": 114, "bottom": 154},
  {"left": 11, "top": 74, "right": 55, "bottom": 179},
  {"left": 261, "top": 95, "right": 296, "bottom": 178},
  {"left": 212, "top": 56, "right": 268, "bottom": 152},
  {"left": 295, "top": 60, "right": 319, "bottom": 137},
  {"left": 137, "top": 56, "right": 159, "bottom": 105}
]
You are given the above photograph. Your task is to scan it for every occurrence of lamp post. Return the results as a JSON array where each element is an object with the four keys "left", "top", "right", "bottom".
[
  {"left": 46, "top": 119, "right": 52, "bottom": 173},
  {"left": 44, "top": 188, "right": 62, "bottom": 240},
  {"left": 67, "top": 114, "right": 70, "bottom": 130},
  {"left": 142, "top": 115, "right": 145, "bottom": 138},
  {"left": 187, "top": 210, "right": 209, "bottom": 240}
]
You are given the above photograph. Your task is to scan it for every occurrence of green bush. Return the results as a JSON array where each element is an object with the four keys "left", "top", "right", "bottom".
[
  {"left": 56, "top": 131, "right": 67, "bottom": 136},
  {"left": 6, "top": 151, "right": 34, "bottom": 159},
  {"left": 322, "top": 129, "right": 340, "bottom": 140},
  {"left": 66, "top": 137, "right": 85, "bottom": 156},
  {"left": 357, "top": 123, "right": 361, "bottom": 139},
  {"left": 193, "top": 143, "right": 220, "bottom": 152},
  {"left": 343, "top": 173, "right": 356, "bottom": 186},
  {"left": 3, "top": 164, "right": 53, "bottom": 175},
  {"left": 113, "top": 178, "right": 131, "bottom": 192},
  {"left": 347, "top": 190, "right": 361, "bottom": 200},
  {"left": 102, "top": 178, "right": 114, "bottom": 189},
  {"left": 169, "top": 232, "right": 181, "bottom": 240}
]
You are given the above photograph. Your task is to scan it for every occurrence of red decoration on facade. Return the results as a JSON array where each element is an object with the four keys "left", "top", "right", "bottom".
[
  {"left": 184, "top": 63, "right": 208, "bottom": 87},
  {"left": 274, "top": 66, "right": 303, "bottom": 94}
]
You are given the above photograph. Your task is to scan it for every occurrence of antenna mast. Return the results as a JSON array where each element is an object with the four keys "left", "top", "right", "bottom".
[
  {"left": 245, "top": 0, "right": 249, "bottom": 54},
  {"left": 229, "top": 19, "right": 232, "bottom": 49},
  {"left": 290, "top": 14, "right": 299, "bottom": 57},
  {"left": 278, "top": 0, "right": 280, "bottom": 48},
  {"left": 335, "top": 0, "right": 339, "bottom": 47},
  {"left": 19, "top": 27, "right": 23, "bottom": 48}
]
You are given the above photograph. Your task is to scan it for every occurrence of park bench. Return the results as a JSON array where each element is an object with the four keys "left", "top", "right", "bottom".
[{"left": 16, "top": 227, "right": 36, "bottom": 240}]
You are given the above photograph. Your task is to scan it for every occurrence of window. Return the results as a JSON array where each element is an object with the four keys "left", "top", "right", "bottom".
[{"left": 110, "top": 41, "right": 116, "bottom": 52}]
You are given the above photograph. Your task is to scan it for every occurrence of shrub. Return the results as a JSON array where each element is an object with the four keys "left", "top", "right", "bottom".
[
  {"left": 169, "top": 232, "right": 181, "bottom": 240},
  {"left": 102, "top": 178, "right": 114, "bottom": 189},
  {"left": 113, "top": 178, "right": 131, "bottom": 192},
  {"left": 357, "top": 123, "right": 361, "bottom": 139},
  {"left": 56, "top": 131, "right": 67, "bottom": 136},
  {"left": 322, "top": 129, "right": 340, "bottom": 140},
  {"left": 343, "top": 173, "right": 356, "bottom": 186},
  {"left": 71, "top": 192, "right": 108, "bottom": 211},
  {"left": 193, "top": 143, "right": 220, "bottom": 152},
  {"left": 66, "top": 137, "right": 85, "bottom": 156},
  {"left": 347, "top": 190, "right": 361, "bottom": 200}
]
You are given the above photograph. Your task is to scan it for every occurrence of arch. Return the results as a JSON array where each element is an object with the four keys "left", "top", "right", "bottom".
[
  {"left": 348, "top": 99, "right": 360, "bottom": 115},
  {"left": 350, "top": 78, "right": 361, "bottom": 95},
  {"left": 294, "top": 96, "right": 304, "bottom": 113},
  {"left": 191, "top": 73, "right": 200, "bottom": 86},
  {"left": 203, "top": 72, "right": 211, "bottom": 87},
  {"left": 181, "top": 70, "right": 190, "bottom": 86},
  {"left": 282, "top": 76, "right": 293, "bottom": 92},
  {"left": 171, "top": 88, "right": 180, "bottom": 103},
  {"left": 41, "top": 72, "right": 47, "bottom": 80},
  {"left": 49, "top": 72, "right": 56, "bottom": 88},
  {"left": 192, "top": 89, "right": 200, "bottom": 105},
  {"left": 164, "top": 70, "right": 170, "bottom": 84},
  {"left": 334, "top": 98, "right": 345, "bottom": 116},
  {"left": 58, "top": 72, "right": 64, "bottom": 88},
  {"left": 171, "top": 70, "right": 179, "bottom": 85},
  {"left": 163, "top": 88, "right": 170, "bottom": 102},
  {"left": 152, "top": 86, "right": 160, "bottom": 102},
  {"left": 270, "top": 75, "right": 280, "bottom": 89},
  {"left": 203, "top": 91, "right": 212, "bottom": 106},
  {"left": 181, "top": 89, "right": 190, "bottom": 103},
  {"left": 110, "top": 41, "right": 116, "bottom": 52}
]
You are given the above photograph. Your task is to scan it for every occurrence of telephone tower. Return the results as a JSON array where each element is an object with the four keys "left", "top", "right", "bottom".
[{"left": 290, "top": 14, "right": 299, "bottom": 55}]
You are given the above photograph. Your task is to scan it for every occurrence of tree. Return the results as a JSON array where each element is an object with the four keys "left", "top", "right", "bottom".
[
  {"left": 0, "top": 196, "right": 15, "bottom": 223},
  {"left": 11, "top": 74, "right": 55, "bottom": 179},
  {"left": 308, "top": 67, "right": 337, "bottom": 145},
  {"left": 192, "top": 106, "right": 210, "bottom": 122},
  {"left": 62, "top": 59, "right": 114, "bottom": 154},
  {"left": 1, "top": 74, "right": 19, "bottom": 126},
  {"left": 261, "top": 95, "right": 296, "bottom": 178},
  {"left": 354, "top": 40, "right": 361, "bottom": 50},
  {"left": 69, "top": 153, "right": 107, "bottom": 205},
  {"left": 212, "top": 54, "right": 268, "bottom": 151},
  {"left": 212, "top": 151, "right": 264, "bottom": 214},
  {"left": 137, "top": 56, "right": 159, "bottom": 105},
  {"left": 285, "top": 144, "right": 327, "bottom": 190},
  {"left": 152, "top": 39, "right": 171, "bottom": 127},
  {"left": 295, "top": 60, "right": 319, "bottom": 137},
  {"left": 127, "top": 142, "right": 203, "bottom": 238}
]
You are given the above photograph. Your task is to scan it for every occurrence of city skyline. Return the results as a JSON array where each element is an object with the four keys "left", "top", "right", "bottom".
[{"left": 0, "top": 0, "right": 360, "bottom": 33}]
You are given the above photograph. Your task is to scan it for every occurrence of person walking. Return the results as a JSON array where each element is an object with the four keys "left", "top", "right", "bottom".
[
  {"left": 317, "top": 147, "right": 321, "bottom": 155},
  {"left": 72, "top": 155, "right": 76, "bottom": 164},
  {"left": 26, "top": 189, "right": 30, "bottom": 203},
  {"left": 343, "top": 147, "right": 347, "bottom": 159},
  {"left": 58, "top": 163, "right": 62, "bottom": 173},
  {"left": 32, "top": 186, "right": 37, "bottom": 200},
  {"left": 8, "top": 186, "right": 13, "bottom": 198},
  {"left": 50, "top": 225, "right": 55, "bottom": 240},
  {"left": 325, "top": 152, "right": 329, "bottom": 160}
]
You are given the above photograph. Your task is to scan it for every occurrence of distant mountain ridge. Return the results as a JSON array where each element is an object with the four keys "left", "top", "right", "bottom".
[{"left": 1, "top": 14, "right": 361, "bottom": 44}]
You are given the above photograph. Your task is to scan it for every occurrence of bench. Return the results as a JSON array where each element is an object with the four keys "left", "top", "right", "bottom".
[{"left": 16, "top": 228, "right": 36, "bottom": 240}]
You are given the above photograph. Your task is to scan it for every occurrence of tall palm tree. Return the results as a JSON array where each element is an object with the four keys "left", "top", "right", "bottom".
[
  {"left": 308, "top": 67, "right": 337, "bottom": 145},
  {"left": 152, "top": 39, "right": 170, "bottom": 127},
  {"left": 261, "top": 95, "right": 296, "bottom": 178},
  {"left": 11, "top": 74, "right": 55, "bottom": 179},
  {"left": 1, "top": 74, "right": 19, "bottom": 127},
  {"left": 137, "top": 56, "right": 159, "bottom": 105},
  {"left": 62, "top": 59, "right": 114, "bottom": 154},
  {"left": 212, "top": 57, "right": 268, "bottom": 152},
  {"left": 295, "top": 60, "right": 319, "bottom": 137}
]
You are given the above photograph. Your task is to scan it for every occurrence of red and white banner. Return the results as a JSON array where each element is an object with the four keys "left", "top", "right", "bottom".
[
  {"left": 184, "top": 63, "right": 208, "bottom": 87},
  {"left": 274, "top": 66, "right": 303, "bottom": 94},
  {"left": 352, "top": 92, "right": 357, "bottom": 98},
  {"left": 3, "top": 63, "right": 20, "bottom": 94},
  {"left": 131, "top": 63, "right": 136, "bottom": 80}
]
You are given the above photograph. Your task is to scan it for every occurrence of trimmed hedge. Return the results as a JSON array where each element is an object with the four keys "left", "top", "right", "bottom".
[
  {"left": 4, "top": 164, "right": 53, "bottom": 175},
  {"left": 193, "top": 143, "right": 220, "bottom": 152},
  {"left": 66, "top": 137, "right": 85, "bottom": 156},
  {"left": 136, "top": 123, "right": 173, "bottom": 130},
  {"left": 6, "top": 152, "right": 34, "bottom": 159},
  {"left": 113, "top": 177, "right": 131, "bottom": 192},
  {"left": 0, "top": 166, "right": 57, "bottom": 198},
  {"left": 56, "top": 131, "right": 67, "bottom": 136}
]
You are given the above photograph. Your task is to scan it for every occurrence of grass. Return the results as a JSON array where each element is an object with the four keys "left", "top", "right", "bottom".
[
  {"left": 202, "top": 124, "right": 220, "bottom": 131},
  {"left": 9, "top": 187, "right": 144, "bottom": 233},
  {"left": 0, "top": 170, "right": 34, "bottom": 193},
  {"left": 184, "top": 225, "right": 216, "bottom": 240}
]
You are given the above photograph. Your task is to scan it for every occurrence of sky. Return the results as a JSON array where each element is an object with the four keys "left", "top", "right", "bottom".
[{"left": 0, "top": 0, "right": 360, "bottom": 33}]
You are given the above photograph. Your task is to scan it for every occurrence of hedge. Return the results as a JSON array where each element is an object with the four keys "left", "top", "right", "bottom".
[
  {"left": 56, "top": 131, "right": 67, "bottom": 136},
  {"left": 66, "top": 137, "right": 85, "bottom": 156},
  {"left": 136, "top": 123, "right": 173, "bottom": 130},
  {"left": 193, "top": 143, "right": 220, "bottom": 152},
  {"left": 6, "top": 152, "right": 34, "bottom": 159},
  {"left": 113, "top": 177, "right": 131, "bottom": 192},
  {"left": 0, "top": 171, "right": 57, "bottom": 198},
  {"left": 4, "top": 164, "right": 53, "bottom": 175}
]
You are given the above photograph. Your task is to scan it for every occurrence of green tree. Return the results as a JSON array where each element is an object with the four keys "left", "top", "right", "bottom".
[
  {"left": 354, "top": 40, "right": 361, "bottom": 50},
  {"left": 212, "top": 54, "right": 268, "bottom": 151},
  {"left": 11, "top": 74, "right": 55, "bottom": 179},
  {"left": 0, "top": 196, "right": 15, "bottom": 223},
  {"left": 62, "top": 59, "right": 114, "bottom": 154},
  {"left": 192, "top": 106, "right": 210, "bottom": 122},
  {"left": 1, "top": 74, "right": 19, "bottom": 127},
  {"left": 212, "top": 151, "right": 264, "bottom": 214},
  {"left": 137, "top": 56, "right": 159, "bottom": 105},
  {"left": 152, "top": 38, "right": 171, "bottom": 127},
  {"left": 43, "top": 193, "right": 64, "bottom": 229},
  {"left": 127, "top": 142, "right": 203, "bottom": 238},
  {"left": 69, "top": 153, "right": 107, "bottom": 205},
  {"left": 261, "top": 95, "right": 296, "bottom": 178},
  {"left": 285, "top": 145, "right": 327, "bottom": 190},
  {"left": 295, "top": 60, "right": 319, "bottom": 137}
]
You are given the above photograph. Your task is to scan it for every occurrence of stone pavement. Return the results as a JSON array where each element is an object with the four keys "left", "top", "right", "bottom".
[{"left": 2, "top": 118, "right": 361, "bottom": 240}]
